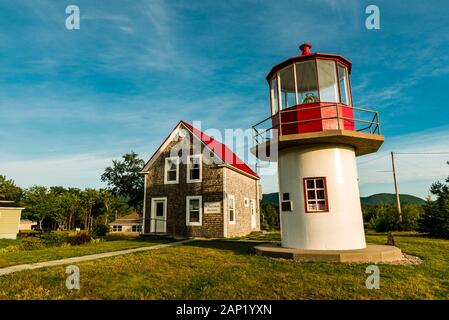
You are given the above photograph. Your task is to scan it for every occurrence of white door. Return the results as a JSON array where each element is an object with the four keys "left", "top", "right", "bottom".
[
  {"left": 151, "top": 198, "right": 167, "bottom": 233},
  {"left": 250, "top": 199, "right": 257, "bottom": 229}
]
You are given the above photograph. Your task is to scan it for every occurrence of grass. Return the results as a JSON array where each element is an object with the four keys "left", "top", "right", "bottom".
[
  {"left": 0, "top": 232, "right": 449, "bottom": 299},
  {"left": 0, "top": 238, "right": 21, "bottom": 249},
  {"left": 0, "top": 234, "right": 172, "bottom": 268}
]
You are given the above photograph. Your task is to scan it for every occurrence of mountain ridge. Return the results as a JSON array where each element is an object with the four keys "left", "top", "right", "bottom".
[{"left": 261, "top": 192, "right": 426, "bottom": 205}]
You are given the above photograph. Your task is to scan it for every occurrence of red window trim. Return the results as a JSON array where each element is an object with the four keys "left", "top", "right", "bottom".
[{"left": 303, "top": 177, "right": 329, "bottom": 213}]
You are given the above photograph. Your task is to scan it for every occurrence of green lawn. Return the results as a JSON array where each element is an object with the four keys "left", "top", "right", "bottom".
[
  {"left": 0, "top": 235, "right": 172, "bottom": 268},
  {"left": 0, "top": 232, "right": 448, "bottom": 299},
  {"left": 0, "top": 238, "right": 21, "bottom": 249}
]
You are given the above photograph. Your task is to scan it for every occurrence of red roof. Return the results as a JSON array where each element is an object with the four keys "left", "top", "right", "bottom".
[{"left": 180, "top": 121, "right": 259, "bottom": 179}]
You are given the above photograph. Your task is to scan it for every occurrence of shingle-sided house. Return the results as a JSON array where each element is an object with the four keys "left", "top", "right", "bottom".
[{"left": 141, "top": 120, "right": 261, "bottom": 238}]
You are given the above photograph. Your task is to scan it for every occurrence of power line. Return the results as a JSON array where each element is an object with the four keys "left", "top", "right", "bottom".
[
  {"left": 357, "top": 153, "right": 389, "bottom": 165},
  {"left": 394, "top": 152, "right": 449, "bottom": 155}
]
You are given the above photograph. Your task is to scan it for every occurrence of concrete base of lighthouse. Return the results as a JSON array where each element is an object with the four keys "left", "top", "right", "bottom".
[{"left": 254, "top": 243, "right": 403, "bottom": 263}]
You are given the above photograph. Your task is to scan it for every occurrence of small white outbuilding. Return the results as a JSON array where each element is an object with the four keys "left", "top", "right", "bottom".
[{"left": 0, "top": 201, "right": 24, "bottom": 240}]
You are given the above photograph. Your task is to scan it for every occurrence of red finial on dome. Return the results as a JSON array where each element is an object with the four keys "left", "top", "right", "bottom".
[{"left": 299, "top": 42, "right": 312, "bottom": 56}]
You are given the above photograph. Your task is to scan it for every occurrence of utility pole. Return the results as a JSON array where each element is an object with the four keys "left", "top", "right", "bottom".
[{"left": 390, "top": 152, "right": 402, "bottom": 222}]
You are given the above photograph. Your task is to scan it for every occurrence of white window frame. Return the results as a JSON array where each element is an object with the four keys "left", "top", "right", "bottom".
[
  {"left": 244, "top": 197, "right": 249, "bottom": 208},
  {"left": 132, "top": 225, "right": 142, "bottom": 233},
  {"left": 164, "top": 157, "right": 179, "bottom": 184},
  {"left": 228, "top": 195, "right": 236, "bottom": 224},
  {"left": 112, "top": 225, "right": 122, "bottom": 232},
  {"left": 186, "top": 195, "right": 202, "bottom": 226},
  {"left": 187, "top": 155, "right": 202, "bottom": 183}
]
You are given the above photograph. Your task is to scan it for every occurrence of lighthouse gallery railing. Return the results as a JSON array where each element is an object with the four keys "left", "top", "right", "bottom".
[{"left": 252, "top": 103, "right": 381, "bottom": 146}]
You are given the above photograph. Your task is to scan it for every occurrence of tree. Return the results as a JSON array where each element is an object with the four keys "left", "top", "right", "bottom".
[
  {"left": 21, "top": 186, "right": 57, "bottom": 230},
  {"left": 98, "top": 189, "right": 129, "bottom": 225},
  {"left": 420, "top": 177, "right": 449, "bottom": 238},
  {"left": 57, "top": 188, "right": 81, "bottom": 230},
  {"left": 80, "top": 188, "right": 100, "bottom": 231},
  {"left": 0, "top": 175, "right": 22, "bottom": 202},
  {"left": 101, "top": 151, "right": 145, "bottom": 211}
]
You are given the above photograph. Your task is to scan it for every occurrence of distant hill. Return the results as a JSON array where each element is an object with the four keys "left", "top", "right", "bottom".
[
  {"left": 360, "top": 193, "right": 426, "bottom": 205},
  {"left": 262, "top": 192, "right": 425, "bottom": 206}
]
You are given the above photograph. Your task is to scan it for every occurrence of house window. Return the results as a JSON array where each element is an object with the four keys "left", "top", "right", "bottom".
[
  {"left": 228, "top": 195, "right": 235, "bottom": 224},
  {"left": 112, "top": 225, "right": 122, "bottom": 232},
  {"left": 303, "top": 177, "right": 328, "bottom": 212},
  {"left": 132, "top": 225, "right": 142, "bottom": 232},
  {"left": 155, "top": 202, "right": 164, "bottom": 217},
  {"left": 164, "top": 157, "right": 179, "bottom": 184},
  {"left": 187, "top": 155, "right": 202, "bottom": 183},
  {"left": 186, "top": 196, "right": 202, "bottom": 226},
  {"left": 244, "top": 197, "right": 249, "bottom": 208}
]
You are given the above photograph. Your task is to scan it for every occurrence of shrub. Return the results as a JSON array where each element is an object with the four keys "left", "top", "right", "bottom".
[
  {"left": 68, "top": 231, "right": 92, "bottom": 245},
  {"left": 92, "top": 223, "right": 109, "bottom": 237},
  {"left": 19, "top": 237, "right": 46, "bottom": 250},
  {"left": 366, "top": 205, "right": 399, "bottom": 232},
  {"left": 40, "top": 232, "right": 68, "bottom": 246},
  {"left": 401, "top": 204, "right": 423, "bottom": 231},
  {"left": 0, "top": 245, "right": 21, "bottom": 253},
  {"left": 365, "top": 204, "right": 422, "bottom": 232}
]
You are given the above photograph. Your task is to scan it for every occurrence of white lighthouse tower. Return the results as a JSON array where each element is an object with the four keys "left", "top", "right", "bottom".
[{"left": 253, "top": 43, "right": 386, "bottom": 252}]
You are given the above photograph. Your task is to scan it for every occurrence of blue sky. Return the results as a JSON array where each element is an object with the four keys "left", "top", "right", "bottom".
[{"left": 1, "top": 0, "right": 449, "bottom": 198}]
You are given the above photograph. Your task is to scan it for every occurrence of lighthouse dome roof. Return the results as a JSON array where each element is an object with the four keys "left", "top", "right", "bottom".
[{"left": 266, "top": 43, "right": 352, "bottom": 82}]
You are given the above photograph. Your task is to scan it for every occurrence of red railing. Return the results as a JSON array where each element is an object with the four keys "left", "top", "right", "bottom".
[{"left": 252, "top": 103, "right": 381, "bottom": 146}]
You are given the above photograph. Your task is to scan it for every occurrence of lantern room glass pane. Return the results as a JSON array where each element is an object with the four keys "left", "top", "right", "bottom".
[
  {"left": 279, "top": 65, "right": 296, "bottom": 109},
  {"left": 337, "top": 63, "right": 350, "bottom": 105},
  {"left": 270, "top": 77, "right": 279, "bottom": 114},
  {"left": 317, "top": 59, "right": 339, "bottom": 103},
  {"left": 295, "top": 61, "right": 319, "bottom": 104}
]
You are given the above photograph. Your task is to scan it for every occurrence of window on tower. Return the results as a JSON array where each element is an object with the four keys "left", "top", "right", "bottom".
[
  {"left": 337, "top": 63, "right": 350, "bottom": 105},
  {"left": 279, "top": 65, "right": 296, "bottom": 110},
  {"left": 295, "top": 60, "right": 319, "bottom": 105},
  {"left": 303, "top": 177, "right": 328, "bottom": 212},
  {"left": 270, "top": 77, "right": 279, "bottom": 114},
  {"left": 269, "top": 58, "right": 352, "bottom": 115},
  {"left": 317, "top": 59, "right": 339, "bottom": 103}
]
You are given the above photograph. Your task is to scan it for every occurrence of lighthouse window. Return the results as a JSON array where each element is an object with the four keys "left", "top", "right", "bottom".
[
  {"left": 279, "top": 65, "right": 296, "bottom": 109},
  {"left": 270, "top": 77, "right": 279, "bottom": 115},
  {"left": 337, "top": 63, "right": 350, "bottom": 105},
  {"left": 304, "top": 177, "right": 328, "bottom": 212},
  {"left": 295, "top": 60, "right": 319, "bottom": 104},
  {"left": 317, "top": 60, "right": 339, "bottom": 103}
]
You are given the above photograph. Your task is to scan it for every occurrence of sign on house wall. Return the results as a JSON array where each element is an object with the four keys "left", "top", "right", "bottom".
[{"left": 204, "top": 202, "right": 221, "bottom": 214}]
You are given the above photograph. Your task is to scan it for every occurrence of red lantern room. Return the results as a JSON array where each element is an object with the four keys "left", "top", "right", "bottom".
[
  {"left": 253, "top": 43, "right": 384, "bottom": 158},
  {"left": 269, "top": 42, "right": 356, "bottom": 133}
]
